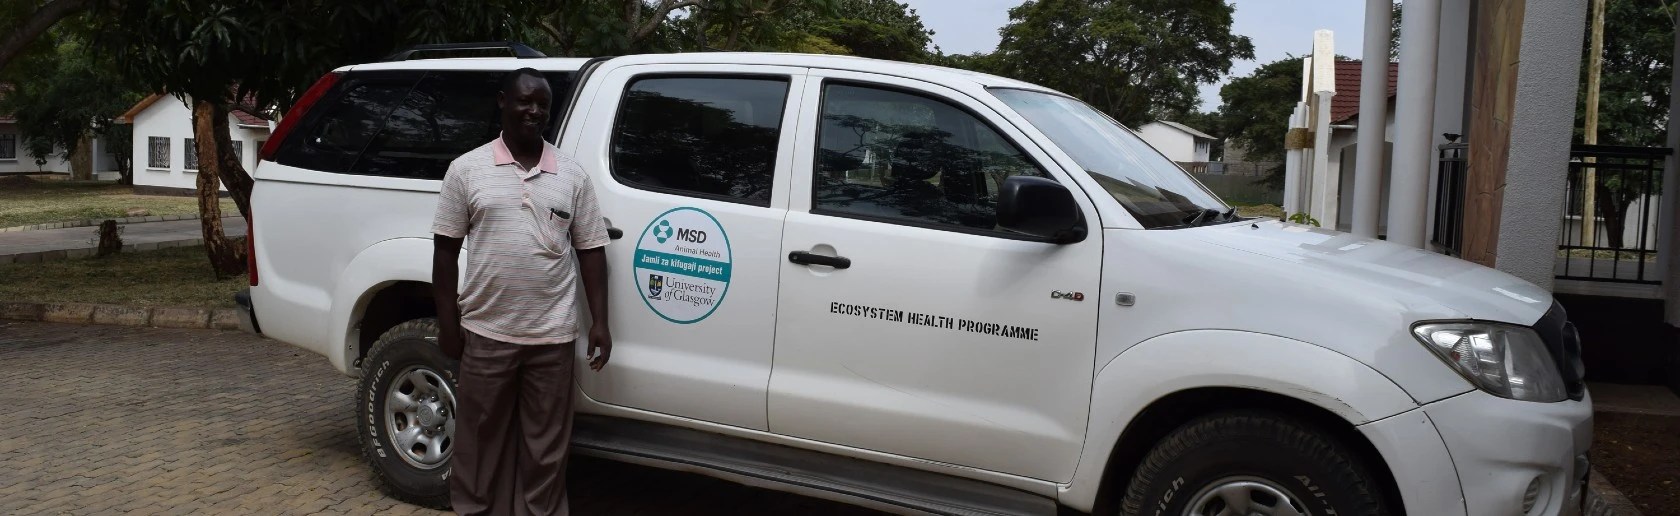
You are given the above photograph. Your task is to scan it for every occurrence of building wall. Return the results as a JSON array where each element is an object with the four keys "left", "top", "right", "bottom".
[
  {"left": 0, "top": 122, "right": 74, "bottom": 174},
  {"left": 1492, "top": 0, "right": 1588, "bottom": 290},
  {"left": 131, "top": 96, "right": 268, "bottom": 192},
  {"left": 1136, "top": 123, "right": 1197, "bottom": 162}
]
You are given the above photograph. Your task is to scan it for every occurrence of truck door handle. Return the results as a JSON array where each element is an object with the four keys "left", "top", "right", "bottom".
[
  {"left": 607, "top": 227, "right": 623, "bottom": 240},
  {"left": 788, "top": 251, "right": 851, "bottom": 269}
]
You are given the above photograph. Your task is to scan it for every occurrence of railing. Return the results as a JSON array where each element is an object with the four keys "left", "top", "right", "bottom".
[
  {"left": 1557, "top": 144, "right": 1669, "bottom": 284},
  {"left": 1431, "top": 143, "right": 1468, "bottom": 257},
  {"left": 1177, "top": 161, "right": 1210, "bottom": 174}
]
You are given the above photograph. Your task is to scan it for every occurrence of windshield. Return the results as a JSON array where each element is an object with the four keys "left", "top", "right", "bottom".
[{"left": 991, "top": 88, "right": 1230, "bottom": 229}]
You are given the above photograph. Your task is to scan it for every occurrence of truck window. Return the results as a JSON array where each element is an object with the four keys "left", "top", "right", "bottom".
[
  {"left": 352, "top": 71, "right": 574, "bottom": 180},
  {"left": 272, "top": 72, "right": 420, "bottom": 175},
  {"left": 609, "top": 76, "right": 790, "bottom": 206},
  {"left": 813, "top": 82, "right": 1044, "bottom": 233}
]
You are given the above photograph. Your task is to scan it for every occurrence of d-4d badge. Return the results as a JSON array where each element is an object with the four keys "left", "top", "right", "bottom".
[{"left": 1050, "top": 291, "right": 1084, "bottom": 301}]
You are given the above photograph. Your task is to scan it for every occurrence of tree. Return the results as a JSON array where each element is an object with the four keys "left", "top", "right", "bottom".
[
  {"left": 978, "top": 0, "right": 1254, "bottom": 128},
  {"left": 0, "top": 0, "right": 94, "bottom": 73},
  {"left": 88, "top": 0, "right": 557, "bottom": 278},
  {"left": 1217, "top": 57, "right": 1301, "bottom": 187},
  {"left": 0, "top": 29, "right": 145, "bottom": 183},
  {"left": 805, "top": 0, "right": 937, "bottom": 62},
  {"left": 1571, "top": 0, "right": 1676, "bottom": 249}
]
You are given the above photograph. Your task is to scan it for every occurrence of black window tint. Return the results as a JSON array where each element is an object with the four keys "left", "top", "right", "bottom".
[
  {"left": 352, "top": 73, "right": 498, "bottom": 180},
  {"left": 610, "top": 76, "right": 789, "bottom": 205},
  {"left": 815, "top": 83, "right": 1045, "bottom": 233},
  {"left": 275, "top": 73, "right": 418, "bottom": 173}
]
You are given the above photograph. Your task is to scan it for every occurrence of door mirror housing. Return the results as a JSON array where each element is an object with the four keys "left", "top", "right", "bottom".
[{"left": 997, "top": 176, "right": 1086, "bottom": 244}]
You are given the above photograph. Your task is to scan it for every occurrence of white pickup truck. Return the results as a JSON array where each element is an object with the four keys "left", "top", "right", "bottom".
[{"left": 237, "top": 44, "right": 1593, "bottom": 516}]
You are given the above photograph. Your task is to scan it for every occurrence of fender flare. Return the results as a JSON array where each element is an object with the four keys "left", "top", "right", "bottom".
[
  {"left": 1058, "top": 330, "right": 1419, "bottom": 511},
  {"left": 325, "top": 237, "right": 436, "bottom": 374}
]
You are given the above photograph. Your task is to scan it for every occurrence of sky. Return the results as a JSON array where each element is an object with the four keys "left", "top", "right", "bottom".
[{"left": 903, "top": 0, "right": 1368, "bottom": 112}]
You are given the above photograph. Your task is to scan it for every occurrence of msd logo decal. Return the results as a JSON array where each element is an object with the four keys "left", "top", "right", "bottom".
[
  {"left": 653, "top": 220, "right": 673, "bottom": 243},
  {"left": 653, "top": 219, "right": 709, "bottom": 244}
]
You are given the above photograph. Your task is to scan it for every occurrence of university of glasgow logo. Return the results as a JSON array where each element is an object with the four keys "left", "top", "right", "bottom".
[
  {"left": 647, "top": 274, "right": 664, "bottom": 299},
  {"left": 653, "top": 220, "right": 673, "bottom": 244}
]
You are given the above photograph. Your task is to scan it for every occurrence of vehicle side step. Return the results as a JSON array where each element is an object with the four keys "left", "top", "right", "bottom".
[{"left": 573, "top": 415, "right": 1058, "bottom": 516}]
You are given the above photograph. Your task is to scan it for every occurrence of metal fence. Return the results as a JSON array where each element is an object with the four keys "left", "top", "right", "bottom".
[
  {"left": 1431, "top": 143, "right": 1468, "bottom": 257},
  {"left": 1557, "top": 145, "right": 1669, "bottom": 284}
]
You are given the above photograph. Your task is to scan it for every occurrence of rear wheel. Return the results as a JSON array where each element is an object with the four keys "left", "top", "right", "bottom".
[
  {"left": 1119, "top": 410, "right": 1389, "bottom": 516},
  {"left": 356, "top": 318, "right": 458, "bottom": 509}
]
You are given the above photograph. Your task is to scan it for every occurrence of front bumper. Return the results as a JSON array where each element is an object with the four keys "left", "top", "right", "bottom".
[
  {"left": 233, "top": 289, "right": 262, "bottom": 334},
  {"left": 1428, "top": 389, "right": 1594, "bottom": 516}
]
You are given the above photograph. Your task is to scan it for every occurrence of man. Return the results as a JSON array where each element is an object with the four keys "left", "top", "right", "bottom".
[{"left": 431, "top": 67, "right": 612, "bottom": 516}]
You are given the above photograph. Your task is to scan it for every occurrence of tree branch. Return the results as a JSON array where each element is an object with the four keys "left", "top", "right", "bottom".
[
  {"left": 633, "top": 0, "right": 703, "bottom": 42},
  {"left": 0, "top": 0, "right": 95, "bottom": 73}
]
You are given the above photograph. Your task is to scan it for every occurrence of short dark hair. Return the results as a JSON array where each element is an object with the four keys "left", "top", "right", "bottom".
[{"left": 501, "top": 67, "right": 546, "bottom": 94}]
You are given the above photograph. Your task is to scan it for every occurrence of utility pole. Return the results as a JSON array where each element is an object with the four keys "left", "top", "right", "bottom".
[{"left": 1583, "top": 0, "right": 1607, "bottom": 247}]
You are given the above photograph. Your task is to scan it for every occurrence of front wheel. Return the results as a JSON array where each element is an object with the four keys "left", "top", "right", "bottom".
[
  {"left": 1119, "top": 411, "right": 1390, "bottom": 516},
  {"left": 356, "top": 318, "right": 458, "bottom": 509}
]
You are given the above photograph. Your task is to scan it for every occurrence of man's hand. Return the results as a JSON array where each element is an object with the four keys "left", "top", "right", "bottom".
[
  {"left": 438, "top": 321, "right": 464, "bottom": 361},
  {"left": 587, "top": 324, "right": 612, "bottom": 371},
  {"left": 577, "top": 246, "right": 610, "bottom": 371}
]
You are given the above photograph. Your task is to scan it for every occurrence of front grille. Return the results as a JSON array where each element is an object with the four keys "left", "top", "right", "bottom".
[{"left": 1533, "top": 301, "right": 1587, "bottom": 401}]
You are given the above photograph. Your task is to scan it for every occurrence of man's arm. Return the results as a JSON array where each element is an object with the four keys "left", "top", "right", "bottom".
[
  {"left": 579, "top": 246, "right": 611, "bottom": 370},
  {"left": 433, "top": 235, "right": 465, "bottom": 361}
]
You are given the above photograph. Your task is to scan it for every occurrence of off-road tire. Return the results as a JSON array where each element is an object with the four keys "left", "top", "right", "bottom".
[
  {"left": 356, "top": 318, "right": 457, "bottom": 510},
  {"left": 1119, "top": 410, "right": 1389, "bottom": 516}
]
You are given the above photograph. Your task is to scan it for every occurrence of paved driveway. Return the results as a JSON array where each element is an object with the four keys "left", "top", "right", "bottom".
[{"left": 0, "top": 321, "right": 882, "bottom": 515}]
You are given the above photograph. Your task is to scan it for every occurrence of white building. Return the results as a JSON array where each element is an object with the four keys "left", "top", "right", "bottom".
[
  {"left": 0, "top": 108, "right": 119, "bottom": 178},
  {"left": 1135, "top": 121, "right": 1216, "bottom": 164},
  {"left": 118, "top": 94, "right": 271, "bottom": 194}
]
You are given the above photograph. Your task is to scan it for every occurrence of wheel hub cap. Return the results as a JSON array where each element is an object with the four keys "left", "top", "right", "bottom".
[
  {"left": 384, "top": 366, "right": 456, "bottom": 470},
  {"left": 1185, "top": 476, "right": 1310, "bottom": 516}
]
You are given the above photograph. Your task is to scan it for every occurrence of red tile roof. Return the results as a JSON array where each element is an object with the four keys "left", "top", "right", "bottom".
[
  {"left": 1330, "top": 59, "right": 1399, "bottom": 124},
  {"left": 230, "top": 107, "right": 266, "bottom": 126}
]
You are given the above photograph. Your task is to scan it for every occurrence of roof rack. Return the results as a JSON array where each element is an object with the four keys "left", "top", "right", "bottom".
[{"left": 382, "top": 41, "right": 547, "bottom": 62}]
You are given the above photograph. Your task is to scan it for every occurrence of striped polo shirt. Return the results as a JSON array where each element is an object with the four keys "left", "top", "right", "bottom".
[{"left": 431, "top": 136, "right": 610, "bottom": 345}]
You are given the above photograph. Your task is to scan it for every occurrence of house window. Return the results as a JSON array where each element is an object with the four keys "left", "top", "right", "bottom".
[
  {"left": 184, "top": 138, "right": 198, "bottom": 170},
  {"left": 147, "top": 137, "right": 169, "bottom": 169},
  {"left": 0, "top": 133, "right": 15, "bottom": 160},
  {"left": 232, "top": 141, "right": 244, "bottom": 163}
]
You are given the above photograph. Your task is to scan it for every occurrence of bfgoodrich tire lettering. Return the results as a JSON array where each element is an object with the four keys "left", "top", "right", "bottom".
[
  {"left": 1119, "top": 411, "right": 1389, "bottom": 516},
  {"left": 356, "top": 318, "right": 457, "bottom": 510}
]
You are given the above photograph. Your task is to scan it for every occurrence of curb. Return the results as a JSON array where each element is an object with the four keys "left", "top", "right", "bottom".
[
  {"left": 0, "top": 302, "right": 242, "bottom": 331},
  {"left": 1588, "top": 468, "right": 1644, "bottom": 516},
  {"left": 0, "top": 213, "right": 200, "bottom": 233},
  {"left": 0, "top": 238, "right": 210, "bottom": 265}
]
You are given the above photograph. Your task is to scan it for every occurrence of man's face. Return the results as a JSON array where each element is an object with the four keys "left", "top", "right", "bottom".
[{"left": 498, "top": 75, "right": 552, "bottom": 144}]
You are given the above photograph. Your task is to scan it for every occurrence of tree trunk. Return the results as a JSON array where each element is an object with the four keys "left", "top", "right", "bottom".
[
  {"left": 192, "top": 101, "right": 247, "bottom": 279},
  {"left": 70, "top": 133, "right": 93, "bottom": 180},
  {"left": 1597, "top": 184, "right": 1631, "bottom": 250}
]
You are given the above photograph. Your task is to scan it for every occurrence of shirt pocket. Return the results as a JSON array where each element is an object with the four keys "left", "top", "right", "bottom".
[{"left": 522, "top": 196, "right": 571, "bottom": 256}]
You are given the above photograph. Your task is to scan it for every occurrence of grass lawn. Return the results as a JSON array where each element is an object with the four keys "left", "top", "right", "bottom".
[
  {"left": 0, "top": 176, "right": 237, "bottom": 228},
  {"left": 1234, "top": 203, "right": 1284, "bottom": 219},
  {"left": 0, "top": 244, "right": 245, "bottom": 308}
]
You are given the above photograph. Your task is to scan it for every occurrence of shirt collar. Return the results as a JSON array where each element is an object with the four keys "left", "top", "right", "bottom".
[{"left": 491, "top": 134, "right": 559, "bottom": 179}]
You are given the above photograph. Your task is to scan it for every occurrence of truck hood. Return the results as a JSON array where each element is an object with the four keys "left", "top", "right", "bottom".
[{"left": 1196, "top": 219, "right": 1553, "bottom": 325}]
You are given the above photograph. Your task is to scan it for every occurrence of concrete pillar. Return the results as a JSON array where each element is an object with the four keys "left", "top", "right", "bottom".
[
  {"left": 1284, "top": 106, "right": 1306, "bottom": 215},
  {"left": 1352, "top": 0, "right": 1393, "bottom": 238},
  {"left": 1493, "top": 0, "right": 1588, "bottom": 289},
  {"left": 1387, "top": 0, "right": 1442, "bottom": 248}
]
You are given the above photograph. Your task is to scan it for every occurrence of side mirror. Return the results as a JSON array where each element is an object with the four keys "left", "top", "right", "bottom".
[{"left": 997, "top": 176, "right": 1086, "bottom": 244}]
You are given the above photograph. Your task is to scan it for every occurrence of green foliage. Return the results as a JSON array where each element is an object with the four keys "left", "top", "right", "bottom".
[
  {"left": 87, "top": 0, "right": 553, "bottom": 113},
  {"left": 975, "top": 0, "right": 1254, "bottom": 128},
  {"left": 0, "top": 30, "right": 144, "bottom": 165},
  {"left": 805, "top": 0, "right": 936, "bottom": 62},
  {"left": 1576, "top": 0, "right": 1675, "bottom": 148},
  {"left": 1217, "top": 57, "right": 1300, "bottom": 187},
  {"left": 1283, "top": 211, "right": 1321, "bottom": 227}
]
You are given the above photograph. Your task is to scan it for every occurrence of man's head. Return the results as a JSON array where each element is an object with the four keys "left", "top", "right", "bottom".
[{"left": 498, "top": 68, "right": 552, "bottom": 148}]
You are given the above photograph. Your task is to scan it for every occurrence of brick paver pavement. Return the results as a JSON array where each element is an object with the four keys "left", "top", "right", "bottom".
[{"left": 0, "top": 321, "right": 883, "bottom": 515}]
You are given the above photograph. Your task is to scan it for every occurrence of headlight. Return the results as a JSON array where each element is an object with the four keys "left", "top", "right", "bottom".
[{"left": 1411, "top": 322, "right": 1568, "bottom": 402}]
